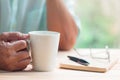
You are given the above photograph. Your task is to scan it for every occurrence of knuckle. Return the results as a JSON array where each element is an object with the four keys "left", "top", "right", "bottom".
[
  {"left": 10, "top": 32, "right": 22, "bottom": 40},
  {"left": 15, "top": 32, "right": 21, "bottom": 36},
  {"left": 21, "top": 51, "right": 30, "bottom": 58},
  {"left": 26, "top": 57, "right": 31, "bottom": 63},
  {"left": 14, "top": 32, "right": 21, "bottom": 38},
  {"left": 21, "top": 40, "right": 27, "bottom": 46},
  {"left": 25, "top": 52, "right": 30, "bottom": 57},
  {"left": 28, "top": 59, "right": 31, "bottom": 64},
  {"left": 20, "top": 40, "right": 27, "bottom": 47}
]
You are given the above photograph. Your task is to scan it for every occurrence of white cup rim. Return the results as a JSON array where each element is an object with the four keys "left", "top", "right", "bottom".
[{"left": 29, "top": 31, "right": 60, "bottom": 36}]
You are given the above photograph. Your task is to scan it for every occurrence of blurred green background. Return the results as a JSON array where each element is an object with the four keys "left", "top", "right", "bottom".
[{"left": 72, "top": 0, "right": 120, "bottom": 48}]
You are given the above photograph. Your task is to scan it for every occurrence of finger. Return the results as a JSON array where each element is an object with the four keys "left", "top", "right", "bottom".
[
  {"left": 12, "top": 40, "right": 27, "bottom": 51},
  {"left": 16, "top": 51, "right": 30, "bottom": 61},
  {"left": 0, "top": 32, "right": 29, "bottom": 41},
  {"left": 15, "top": 58, "right": 31, "bottom": 71}
]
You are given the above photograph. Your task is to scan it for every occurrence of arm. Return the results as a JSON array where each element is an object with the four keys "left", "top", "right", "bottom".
[{"left": 47, "top": 0, "right": 79, "bottom": 50}]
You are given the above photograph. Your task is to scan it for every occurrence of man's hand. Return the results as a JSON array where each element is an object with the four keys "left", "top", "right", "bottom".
[{"left": 0, "top": 32, "right": 31, "bottom": 71}]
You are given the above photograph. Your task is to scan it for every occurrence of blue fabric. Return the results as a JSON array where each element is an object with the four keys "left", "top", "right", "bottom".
[
  {"left": 0, "top": 0, "right": 47, "bottom": 33},
  {"left": 0, "top": 0, "right": 80, "bottom": 33}
]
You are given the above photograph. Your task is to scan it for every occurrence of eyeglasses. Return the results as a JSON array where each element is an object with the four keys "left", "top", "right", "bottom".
[
  {"left": 74, "top": 46, "right": 110, "bottom": 63},
  {"left": 90, "top": 46, "right": 110, "bottom": 62}
]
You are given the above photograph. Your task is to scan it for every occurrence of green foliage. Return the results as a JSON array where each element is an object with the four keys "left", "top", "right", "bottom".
[{"left": 74, "top": 0, "right": 115, "bottom": 48}]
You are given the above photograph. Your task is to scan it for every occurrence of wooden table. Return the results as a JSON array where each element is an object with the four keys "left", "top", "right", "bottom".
[{"left": 0, "top": 49, "right": 120, "bottom": 80}]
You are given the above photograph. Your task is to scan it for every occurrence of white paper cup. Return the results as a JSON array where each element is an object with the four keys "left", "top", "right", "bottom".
[{"left": 29, "top": 31, "right": 60, "bottom": 71}]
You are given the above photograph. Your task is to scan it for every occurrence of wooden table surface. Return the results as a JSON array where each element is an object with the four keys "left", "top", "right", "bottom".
[{"left": 0, "top": 49, "right": 120, "bottom": 80}]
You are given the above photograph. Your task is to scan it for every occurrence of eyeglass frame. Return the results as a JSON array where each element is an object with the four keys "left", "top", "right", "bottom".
[{"left": 74, "top": 46, "right": 110, "bottom": 63}]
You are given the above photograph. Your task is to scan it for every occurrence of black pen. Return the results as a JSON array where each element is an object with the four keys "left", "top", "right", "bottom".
[{"left": 67, "top": 56, "right": 89, "bottom": 66}]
